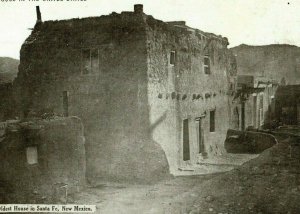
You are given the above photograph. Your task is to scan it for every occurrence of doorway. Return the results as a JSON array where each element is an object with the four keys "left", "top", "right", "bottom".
[
  {"left": 62, "top": 91, "right": 69, "bottom": 117},
  {"left": 183, "top": 119, "right": 190, "bottom": 161},
  {"left": 196, "top": 118, "right": 204, "bottom": 154}
]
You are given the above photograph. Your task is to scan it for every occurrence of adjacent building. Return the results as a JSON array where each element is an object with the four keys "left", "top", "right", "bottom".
[
  {"left": 273, "top": 85, "right": 300, "bottom": 126},
  {"left": 233, "top": 75, "right": 278, "bottom": 131}
]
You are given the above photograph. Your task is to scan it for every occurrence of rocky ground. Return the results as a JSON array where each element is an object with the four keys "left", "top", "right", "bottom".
[{"left": 71, "top": 135, "right": 300, "bottom": 214}]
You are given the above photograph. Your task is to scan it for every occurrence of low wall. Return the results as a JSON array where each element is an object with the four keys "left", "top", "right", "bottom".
[
  {"left": 275, "top": 126, "right": 300, "bottom": 135},
  {"left": 225, "top": 129, "right": 277, "bottom": 154},
  {"left": 0, "top": 117, "right": 85, "bottom": 203}
]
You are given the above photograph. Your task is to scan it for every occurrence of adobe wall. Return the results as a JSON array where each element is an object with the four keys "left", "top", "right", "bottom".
[
  {"left": 274, "top": 85, "right": 300, "bottom": 125},
  {"left": 0, "top": 117, "right": 85, "bottom": 203},
  {"left": 144, "top": 17, "right": 237, "bottom": 173},
  {"left": 15, "top": 13, "right": 169, "bottom": 183},
  {"left": 0, "top": 83, "right": 14, "bottom": 121},
  {"left": 248, "top": 86, "right": 277, "bottom": 129}
]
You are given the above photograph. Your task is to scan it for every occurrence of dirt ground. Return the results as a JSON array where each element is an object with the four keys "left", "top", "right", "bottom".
[
  {"left": 71, "top": 135, "right": 300, "bottom": 214},
  {"left": 1, "top": 132, "right": 298, "bottom": 213}
]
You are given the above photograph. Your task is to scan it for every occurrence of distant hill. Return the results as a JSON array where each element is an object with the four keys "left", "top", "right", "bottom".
[
  {"left": 231, "top": 44, "right": 300, "bottom": 85},
  {"left": 0, "top": 57, "right": 19, "bottom": 84}
]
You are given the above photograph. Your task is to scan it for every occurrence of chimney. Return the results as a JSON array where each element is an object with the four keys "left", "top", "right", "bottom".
[
  {"left": 134, "top": 4, "right": 143, "bottom": 13},
  {"left": 36, "top": 6, "right": 42, "bottom": 22}
]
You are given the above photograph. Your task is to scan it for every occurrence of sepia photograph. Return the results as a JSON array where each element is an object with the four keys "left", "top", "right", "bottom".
[{"left": 0, "top": 0, "right": 300, "bottom": 213}]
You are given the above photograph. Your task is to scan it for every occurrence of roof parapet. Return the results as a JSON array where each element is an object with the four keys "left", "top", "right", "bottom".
[{"left": 167, "top": 21, "right": 186, "bottom": 26}]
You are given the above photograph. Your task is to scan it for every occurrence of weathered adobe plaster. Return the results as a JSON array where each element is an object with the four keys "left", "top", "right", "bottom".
[
  {"left": 15, "top": 9, "right": 170, "bottom": 183},
  {"left": 144, "top": 16, "right": 237, "bottom": 173},
  {"left": 14, "top": 5, "right": 236, "bottom": 179}
]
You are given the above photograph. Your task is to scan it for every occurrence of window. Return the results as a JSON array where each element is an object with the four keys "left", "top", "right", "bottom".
[
  {"left": 170, "top": 51, "right": 176, "bottom": 66},
  {"left": 81, "top": 49, "right": 99, "bottom": 74},
  {"left": 210, "top": 110, "right": 215, "bottom": 132},
  {"left": 82, "top": 49, "right": 91, "bottom": 74},
  {"left": 26, "top": 147, "right": 38, "bottom": 165},
  {"left": 270, "top": 96, "right": 275, "bottom": 115},
  {"left": 204, "top": 55, "right": 211, "bottom": 74}
]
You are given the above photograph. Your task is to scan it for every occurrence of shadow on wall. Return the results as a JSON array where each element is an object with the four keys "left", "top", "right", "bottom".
[{"left": 84, "top": 64, "right": 171, "bottom": 185}]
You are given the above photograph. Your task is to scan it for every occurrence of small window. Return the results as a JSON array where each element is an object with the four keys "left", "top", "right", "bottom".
[
  {"left": 170, "top": 51, "right": 175, "bottom": 65},
  {"left": 82, "top": 49, "right": 91, "bottom": 75},
  {"left": 26, "top": 147, "right": 38, "bottom": 165},
  {"left": 81, "top": 49, "right": 99, "bottom": 75},
  {"left": 210, "top": 110, "right": 215, "bottom": 132},
  {"left": 204, "top": 55, "right": 211, "bottom": 74}
]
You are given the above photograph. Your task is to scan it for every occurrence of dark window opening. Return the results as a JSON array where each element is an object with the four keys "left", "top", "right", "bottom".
[
  {"left": 183, "top": 119, "right": 190, "bottom": 161},
  {"left": 81, "top": 49, "right": 99, "bottom": 74},
  {"left": 210, "top": 110, "right": 215, "bottom": 132},
  {"left": 170, "top": 51, "right": 176, "bottom": 65},
  {"left": 82, "top": 49, "right": 91, "bottom": 74},
  {"left": 204, "top": 55, "right": 211, "bottom": 74}
]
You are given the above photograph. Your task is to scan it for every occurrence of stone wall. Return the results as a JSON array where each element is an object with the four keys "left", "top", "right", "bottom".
[{"left": 0, "top": 117, "right": 85, "bottom": 203}]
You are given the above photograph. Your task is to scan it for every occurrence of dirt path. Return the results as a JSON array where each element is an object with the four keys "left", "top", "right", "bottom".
[
  {"left": 164, "top": 137, "right": 300, "bottom": 214},
  {"left": 72, "top": 174, "right": 220, "bottom": 214},
  {"left": 72, "top": 136, "right": 300, "bottom": 214}
]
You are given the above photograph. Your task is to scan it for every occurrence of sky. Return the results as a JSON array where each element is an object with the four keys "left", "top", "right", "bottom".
[{"left": 0, "top": 0, "right": 299, "bottom": 59}]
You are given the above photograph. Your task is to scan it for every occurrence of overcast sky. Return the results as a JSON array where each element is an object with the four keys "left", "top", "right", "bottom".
[{"left": 0, "top": 0, "right": 299, "bottom": 59}]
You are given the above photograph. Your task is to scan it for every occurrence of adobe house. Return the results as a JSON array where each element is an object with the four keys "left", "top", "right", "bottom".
[
  {"left": 232, "top": 75, "right": 278, "bottom": 130},
  {"left": 14, "top": 5, "right": 237, "bottom": 181}
]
